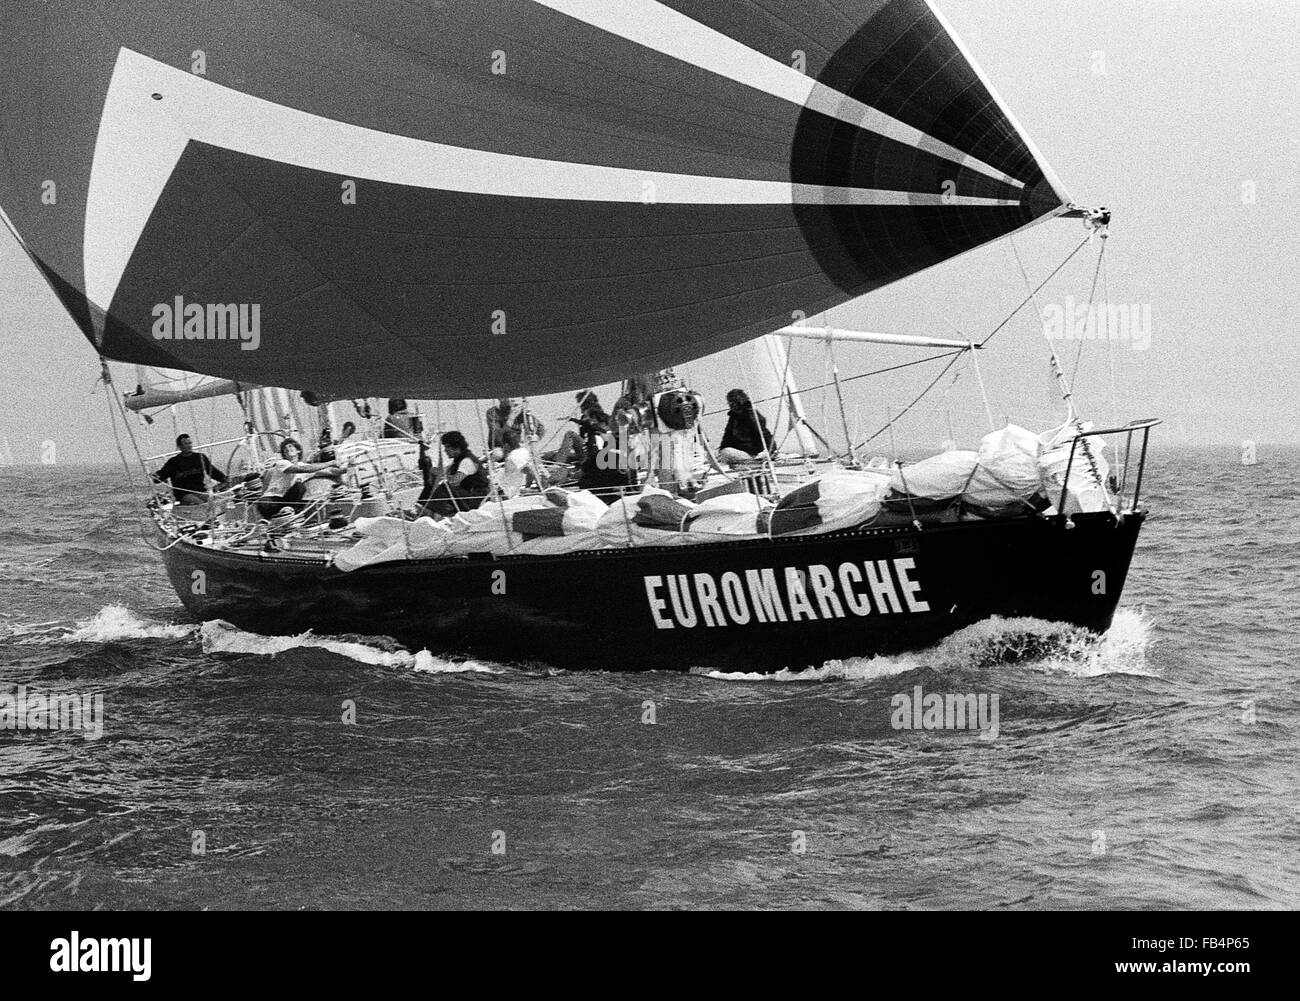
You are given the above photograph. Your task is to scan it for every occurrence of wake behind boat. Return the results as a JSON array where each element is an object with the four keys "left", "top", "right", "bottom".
[{"left": 0, "top": 0, "right": 1156, "bottom": 672}]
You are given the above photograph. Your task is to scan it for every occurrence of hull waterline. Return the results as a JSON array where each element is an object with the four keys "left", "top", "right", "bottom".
[{"left": 159, "top": 512, "right": 1145, "bottom": 673}]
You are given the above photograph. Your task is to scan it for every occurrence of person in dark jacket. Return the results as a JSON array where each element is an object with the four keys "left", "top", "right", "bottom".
[
  {"left": 718, "top": 389, "right": 774, "bottom": 463},
  {"left": 151, "top": 434, "right": 228, "bottom": 504},
  {"left": 575, "top": 406, "right": 630, "bottom": 501},
  {"left": 419, "top": 431, "right": 490, "bottom": 517}
]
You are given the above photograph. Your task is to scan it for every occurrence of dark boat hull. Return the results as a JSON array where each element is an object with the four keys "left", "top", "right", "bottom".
[{"left": 158, "top": 511, "right": 1146, "bottom": 673}]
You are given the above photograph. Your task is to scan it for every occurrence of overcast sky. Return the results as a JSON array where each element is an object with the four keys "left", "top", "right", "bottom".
[{"left": 1, "top": 0, "right": 1297, "bottom": 465}]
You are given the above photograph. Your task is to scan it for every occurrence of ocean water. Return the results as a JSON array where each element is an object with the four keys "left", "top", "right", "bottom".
[{"left": 0, "top": 449, "right": 1297, "bottom": 910}]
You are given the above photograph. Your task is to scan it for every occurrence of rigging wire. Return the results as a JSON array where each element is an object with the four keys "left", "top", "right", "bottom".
[
  {"left": 704, "top": 350, "right": 960, "bottom": 417},
  {"left": 1009, "top": 236, "right": 1106, "bottom": 492},
  {"left": 772, "top": 336, "right": 792, "bottom": 451},
  {"left": 1102, "top": 250, "right": 1119, "bottom": 425},
  {"left": 1009, "top": 235, "right": 1078, "bottom": 420},
  {"left": 967, "top": 345, "right": 996, "bottom": 431},
  {"left": 826, "top": 335, "right": 853, "bottom": 458},
  {"left": 696, "top": 234, "right": 1097, "bottom": 458},
  {"left": 757, "top": 340, "right": 788, "bottom": 453},
  {"left": 853, "top": 351, "right": 966, "bottom": 450},
  {"left": 818, "top": 342, "right": 830, "bottom": 450},
  {"left": 99, "top": 360, "right": 178, "bottom": 551},
  {"left": 1009, "top": 235, "right": 1060, "bottom": 375},
  {"left": 769, "top": 333, "right": 829, "bottom": 456},
  {"left": 1068, "top": 241, "right": 1108, "bottom": 393},
  {"left": 979, "top": 236, "right": 1091, "bottom": 348}
]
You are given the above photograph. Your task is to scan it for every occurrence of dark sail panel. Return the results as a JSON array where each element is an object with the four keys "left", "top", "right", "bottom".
[{"left": 0, "top": 0, "right": 1070, "bottom": 398}]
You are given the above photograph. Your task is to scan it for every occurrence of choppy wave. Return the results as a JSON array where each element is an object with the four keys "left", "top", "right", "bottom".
[
  {"left": 698, "top": 608, "right": 1153, "bottom": 682},
  {"left": 2, "top": 604, "right": 197, "bottom": 644},
  {"left": 66, "top": 605, "right": 196, "bottom": 643},
  {"left": 5, "top": 604, "right": 500, "bottom": 674},
  {"left": 14, "top": 603, "right": 1151, "bottom": 683},
  {"left": 199, "top": 619, "right": 500, "bottom": 674}
]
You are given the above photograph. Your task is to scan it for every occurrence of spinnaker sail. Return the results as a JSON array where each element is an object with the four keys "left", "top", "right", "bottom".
[{"left": 0, "top": 0, "right": 1071, "bottom": 399}]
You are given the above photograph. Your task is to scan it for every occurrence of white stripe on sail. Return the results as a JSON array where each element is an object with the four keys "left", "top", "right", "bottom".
[
  {"left": 924, "top": 0, "right": 1071, "bottom": 206},
  {"left": 84, "top": 48, "right": 1018, "bottom": 313},
  {"left": 531, "top": 0, "right": 1026, "bottom": 191}
]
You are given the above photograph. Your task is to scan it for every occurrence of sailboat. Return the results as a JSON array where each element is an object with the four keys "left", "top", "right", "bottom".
[{"left": 0, "top": 0, "right": 1156, "bottom": 672}]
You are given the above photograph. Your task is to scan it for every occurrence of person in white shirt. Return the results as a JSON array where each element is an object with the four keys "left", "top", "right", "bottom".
[
  {"left": 496, "top": 428, "right": 537, "bottom": 498},
  {"left": 256, "top": 438, "right": 346, "bottom": 519}
]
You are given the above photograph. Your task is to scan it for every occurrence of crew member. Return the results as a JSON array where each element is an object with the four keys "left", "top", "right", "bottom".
[
  {"left": 543, "top": 390, "right": 602, "bottom": 467},
  {"left": 485, "top": 398, "right": 544, "bottom": 451},
  {"left": 382, "top": 399, "right": 423, "bottom": 440},
  {"left": 497, "top": 428, "right": 537, "bottom": 498},
  {"left": 419, "top": 431, "right": 490, "bottom": 517},
  {"left": 151, "top": 434, "right": 229, "bottom": 505},
  {"left": 718, "top": 389, "right": 774, "bottom": 464},
  {"left": 257, "top": 438, "right": 346, "bottom": 519},
  {"left": 575, "top": 406, "right": 630, "bottom": 500}
]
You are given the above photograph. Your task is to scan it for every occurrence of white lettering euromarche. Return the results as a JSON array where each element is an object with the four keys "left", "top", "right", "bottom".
[
  {"left": 50, "top": 932, "right": 151, "bottom": 982},
  {"left": 644, "top": 558, "right": 929, "bottom": 629}
]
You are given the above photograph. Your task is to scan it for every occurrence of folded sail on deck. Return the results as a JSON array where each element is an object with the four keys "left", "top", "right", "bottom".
[
  {"left": 122, "top": 366, "right": 248, "bottom": 412},
  {"left": 0, "top": 0, "right": 1070, "bottom": 400}
]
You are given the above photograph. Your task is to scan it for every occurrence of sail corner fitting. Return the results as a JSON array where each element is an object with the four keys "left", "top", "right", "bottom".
[{"left": 1063, "top": 204, "right": 1112, "bottom": 239}]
